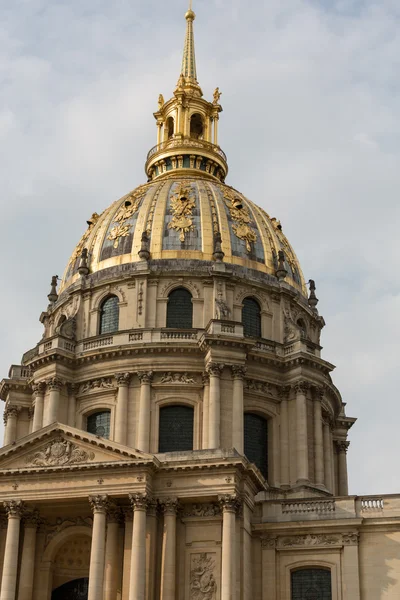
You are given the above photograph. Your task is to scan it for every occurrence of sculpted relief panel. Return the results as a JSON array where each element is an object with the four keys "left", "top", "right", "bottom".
[
  {"left": 25, "top": 438, "right": 95, "bottom": 467},
  {"left": 190, "top": 553, "right": 217, "bottom": 600}
]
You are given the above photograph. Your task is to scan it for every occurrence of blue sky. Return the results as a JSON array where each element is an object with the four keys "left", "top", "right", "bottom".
[{"left": 1, "top": 0, "right": 399, "bottom": 495}]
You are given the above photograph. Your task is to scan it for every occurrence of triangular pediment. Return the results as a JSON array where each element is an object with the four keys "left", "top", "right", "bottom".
[{"left": 0, "top": 423, "right": 156, "bottom": 472}]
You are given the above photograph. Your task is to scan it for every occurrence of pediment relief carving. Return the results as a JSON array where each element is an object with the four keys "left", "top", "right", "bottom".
[
  {"left": 25, "top": 437, "right": 95, "bottom": 467},
  {"left": 0, "top": 427, "right": 154, "bottom": 471}
]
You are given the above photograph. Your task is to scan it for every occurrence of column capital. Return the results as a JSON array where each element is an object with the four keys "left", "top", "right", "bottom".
[
  {"left": 32, "top": 381, "right": 46, "bottom": 396},
  {"left": 159, "top": 497, "right": 179, "bottom": 516},
  {"left": 129, "top": 492, "right": 151, "bottom": 511},
  {"left": 278, "top": 385, "right": 291, "bottom": 400},
  {"left": 67, "top": 382, "right": 78, "bottom": 396},
  {"left": 293, "top": 380, "right": 310, "bottom": 395},
  {"left": 23, "top": 510, "right": 41, "bottom": 528},
  {"left": 202, "top": 371, "right": 210, "bottom": 385},
  {"left": 107, "top": 505, "right": 123, "bottom": 524},
  {"left": 89, "top": 494, "right": 110, "bottom": 514},
  {"left": 137, "top": 371, "right": 153, "bottom": 385},
  {"left": 206, "top": 363, "right": 224, "bottom": 377},
  {"left": 312, "top": 385, "right": 325, "bottom": 400},
  {"left": 230, "top": 365, "right": 247, "bottom": 380},
  {"left": 335, "top": 440, "right": 350, "bottom": 454},
  {"left": 261, "top": 535, "right": 277, "bottom": 549},
  {"left": 4, "top": 499, "right": 25, "bottom": 519},
  {"left": 218, "top": 494, "right": 241, "bottom": 514},
  {"left": 3, "top": 405, "right": 20, "bottom": 424},
  {"left": 115, "top": 372, "right": 132, "bottom": 387},
  {"left": 342, "top": 532, "right": 359, "bottom": 546},
  {"left": 47, "top": 376, "right": 64, "bottom": 392}
]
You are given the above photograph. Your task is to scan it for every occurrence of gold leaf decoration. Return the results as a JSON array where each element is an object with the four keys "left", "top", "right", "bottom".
[
  {"left": 168, "top": 183, "right": 196, "bottom": 242},
  {"left": 70, "top": 213, "right": 101, "bottom": 262},
  {"left": 220, "top": 186, "right": 257, "bottom": 252},
  {"left": 108, "top": 224, "right": 131, "bottom": 248},
  {"left": 107, "top": 185, "right": 148, "bottom": 249}
]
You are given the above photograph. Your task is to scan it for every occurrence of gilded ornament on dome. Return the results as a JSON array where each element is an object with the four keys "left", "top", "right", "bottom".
[
  {"left": 168, "top": 183, "right": 196, "bottom": 242},
  {"left": 220, "top": 187, "right": 257, "bottom": 252},
  {"left": 158, "top": 94, "right": 165, "bottom": 109},
  {"left": 70, "top": 212, "right": 101, "bottom": 263},
  {"left": 108, "top": 224, "right": 131, "bottom": 248},
  {"left": 213, "top": 87, "right": 222, "bottom": 104},
  {"left": 107, "top": 185, "right": 147, "bottom": 248}
]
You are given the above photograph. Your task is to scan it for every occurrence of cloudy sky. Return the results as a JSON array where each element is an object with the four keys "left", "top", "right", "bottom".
[{"left": 0, "top": 0, "right": 399, "bottom": 495}]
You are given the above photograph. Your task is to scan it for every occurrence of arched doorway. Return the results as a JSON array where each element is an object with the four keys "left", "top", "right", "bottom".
[{"left": 51, "top": 577, "right": 89, "bottom": 600}]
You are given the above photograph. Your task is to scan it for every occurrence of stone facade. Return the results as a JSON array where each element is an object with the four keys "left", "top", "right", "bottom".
[{"left": 1, "top": 7, "right": 400, "bottom": 600}]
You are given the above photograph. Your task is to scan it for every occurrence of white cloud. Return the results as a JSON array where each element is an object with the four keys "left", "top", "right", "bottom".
[{"left": 0, "top": 0, "right": 399, "bottom": 495}]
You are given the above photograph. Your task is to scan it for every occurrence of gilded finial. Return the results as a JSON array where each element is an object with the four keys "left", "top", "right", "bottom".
[
  {"left": 213, "top": 87, "right": 222, "bottom": 105},
  {"left": 158, "top": 94, "right": 164, "bottom": 110},
  {"left": 186, "top": 0, "right": 195, "bottom": 20}
]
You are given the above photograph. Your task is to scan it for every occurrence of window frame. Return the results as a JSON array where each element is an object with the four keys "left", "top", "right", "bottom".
[
  {"left": 166, "top": 287, "right": 194, "bottom": 329},
  {"left": 242, "top": 296, "right": 262, "bottom": 338},
  {"left": 244, "top": 411, "right": 269, "bottom": 480},
  {"left": 98, "top": 294, "right": 120, "bottom": 335},
  {"left": 85, "top": 409, "right": 112, "bottom": 439},
  {"left": 152, "top": 396, "right": 200, "bottom": 454}
]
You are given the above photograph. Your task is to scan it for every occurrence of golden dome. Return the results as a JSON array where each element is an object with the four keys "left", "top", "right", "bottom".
[
  {"left": 60, "top": 8, "right": 306, "bottom": 297},
  {"left": 60, "top": 175, "right": 306, "bottom": 295}
]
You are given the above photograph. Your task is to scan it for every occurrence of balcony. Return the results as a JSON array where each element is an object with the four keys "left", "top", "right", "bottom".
[{"left": 146, "top": 138, "right": 227, "bottom": 164}]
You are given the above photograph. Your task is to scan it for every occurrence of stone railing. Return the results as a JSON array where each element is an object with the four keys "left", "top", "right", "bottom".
[
  {"left": 8, "top": 365, "right": 32, "bottom": 380},
  {"left": 146, "top": 137, "right": 228, "bottom": 163},
  {"left": 282, "top": 500, "right": 336, "bottom": 515},
  {"left": 259, "top": 495, "right": 400, "bottom": 523},
  {"left": 205, "top": 320, "right": 244, "bottom": 338}
]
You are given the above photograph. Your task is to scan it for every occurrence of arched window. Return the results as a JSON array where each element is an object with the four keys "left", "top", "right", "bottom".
[
  {"left": 166, "top": 116, "right": 174, "bottom": 139},
  {"left": 242, "top": 297, "right": 261, "bottom": 338},
  {"left": 166, "top": 288, "right": 193, "bottom": 329},
  {"left": 99, "top": 295, "right": 119, "bottom": 334},
  {"left": 87, "top": 411, "right": 111, "bottom": 439},
  {"left": 190, "top": 113, "right": 204, "bottom": 139},
  {"left": 244, "top": 413, "right": 268, "bottom": 480},
  {"left": 159, "top": 405, "right": 194, "bottom": 452},
  {"left": 297, "top": 318, "right": 307, "bottom": 338},
  {"left": 291, "top": 569, "right": 332, "bottom": 600},
  {"left": 52, "top": 578, "right": 89, "bottom": 600}
]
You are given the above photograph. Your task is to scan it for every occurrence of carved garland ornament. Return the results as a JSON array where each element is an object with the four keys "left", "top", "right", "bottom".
[
  {"left": 107, "top": 185, "right": 148, "bottom": 248},
  {"left": 182, "top": 503, "right": 221, "bottom": 518},
  {"left": 279, "top": 534, "right": 340, "bottom": 547},
  {"left": 79, "top": 378, "right": 114, "bottom": 394},
  {"left": 168, "top": 183, "right": 196, "bottom": 242},
  {"left": 160, "top": 372, "right": 196, "bottom": 384},
  {"left": 190, "top": 553, "right": 217, "bottom": 600},
  {"left": 25, "top": 438, "right": 95, "bottom": 467},
  {"left": 220, "top": 186, "right": 257, "bottom": 252}
]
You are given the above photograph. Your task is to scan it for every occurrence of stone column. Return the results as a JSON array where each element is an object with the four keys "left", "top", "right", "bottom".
[
  {"left": 323, "top": 418, "right": 334, "bottom": 492},
  {"left": 279, "top": 386, "right": 290, "bottom": 487},
  {"left": 0, "top": 500, "right": 24, "bottom": 600},
  {"left": 214, "top": 117, "right": 219, "bottom": 145},
  {"left": 32, "top": 382, "right": 45, "bottom": 433},
  {"left": 104, "top": 506, "right": 122, "bottom": 600},
  {"left": 157, "top": 122, "right": 162, "bottom": 146},
  {"left": 114, "top": 373, "right": 131, "bottom": 445},
  {"left": 313, "top": 386, "right": 325, "bottom": 486},
  {"left": 129, "top": 493, "right": 149, "bottom": 600},
  {"left": 67, "top": 384, "right": 77, "bottom": 428},
  {"left": 137, "top": 372, "right": 153, "bottom": 453},
  {"left": 202, "top": 373, "right": 210, "bottom": 449},
  {"left": 261, "top": 536, "right": 277, "bottom": 600},
  {"left": 3, "top": 408, "right": 19, "bottom": 446},
  {"left": 336, "top": 441, "right": 350, "bottom": 496},
  {"left": 219, "top": 495, "right": 240, "bottom": 600},
  {"left": 146, "top": 501, "right": 158, "bottom": 600},
  {"left": 207, "top": 364, "right": 224, "bottom": 449},
  {"left": 17, "top": 512, "right": 39, "bottom": 600},
  {"left": 342, "top": 533, "right": 361, "bottom": 600},
  {"left": 231, "top": 366, "right": 246, "bottom": 454},
  {"left": 88, "top": 495, "right": 109, "bottom": 600},
  {"left": 294, "top": 381, "right": 310, "bottom": 483},
  {"left": 44, "top": 377, "right": 63, "bottom": 426},
  {"left": 160, "top": 498, "right": 179, "bottom": 600}
]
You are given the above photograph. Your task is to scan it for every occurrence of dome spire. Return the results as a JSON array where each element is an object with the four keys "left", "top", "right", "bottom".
[{"left": 181, "top": 1, "right": 197, "bottom": 83}]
